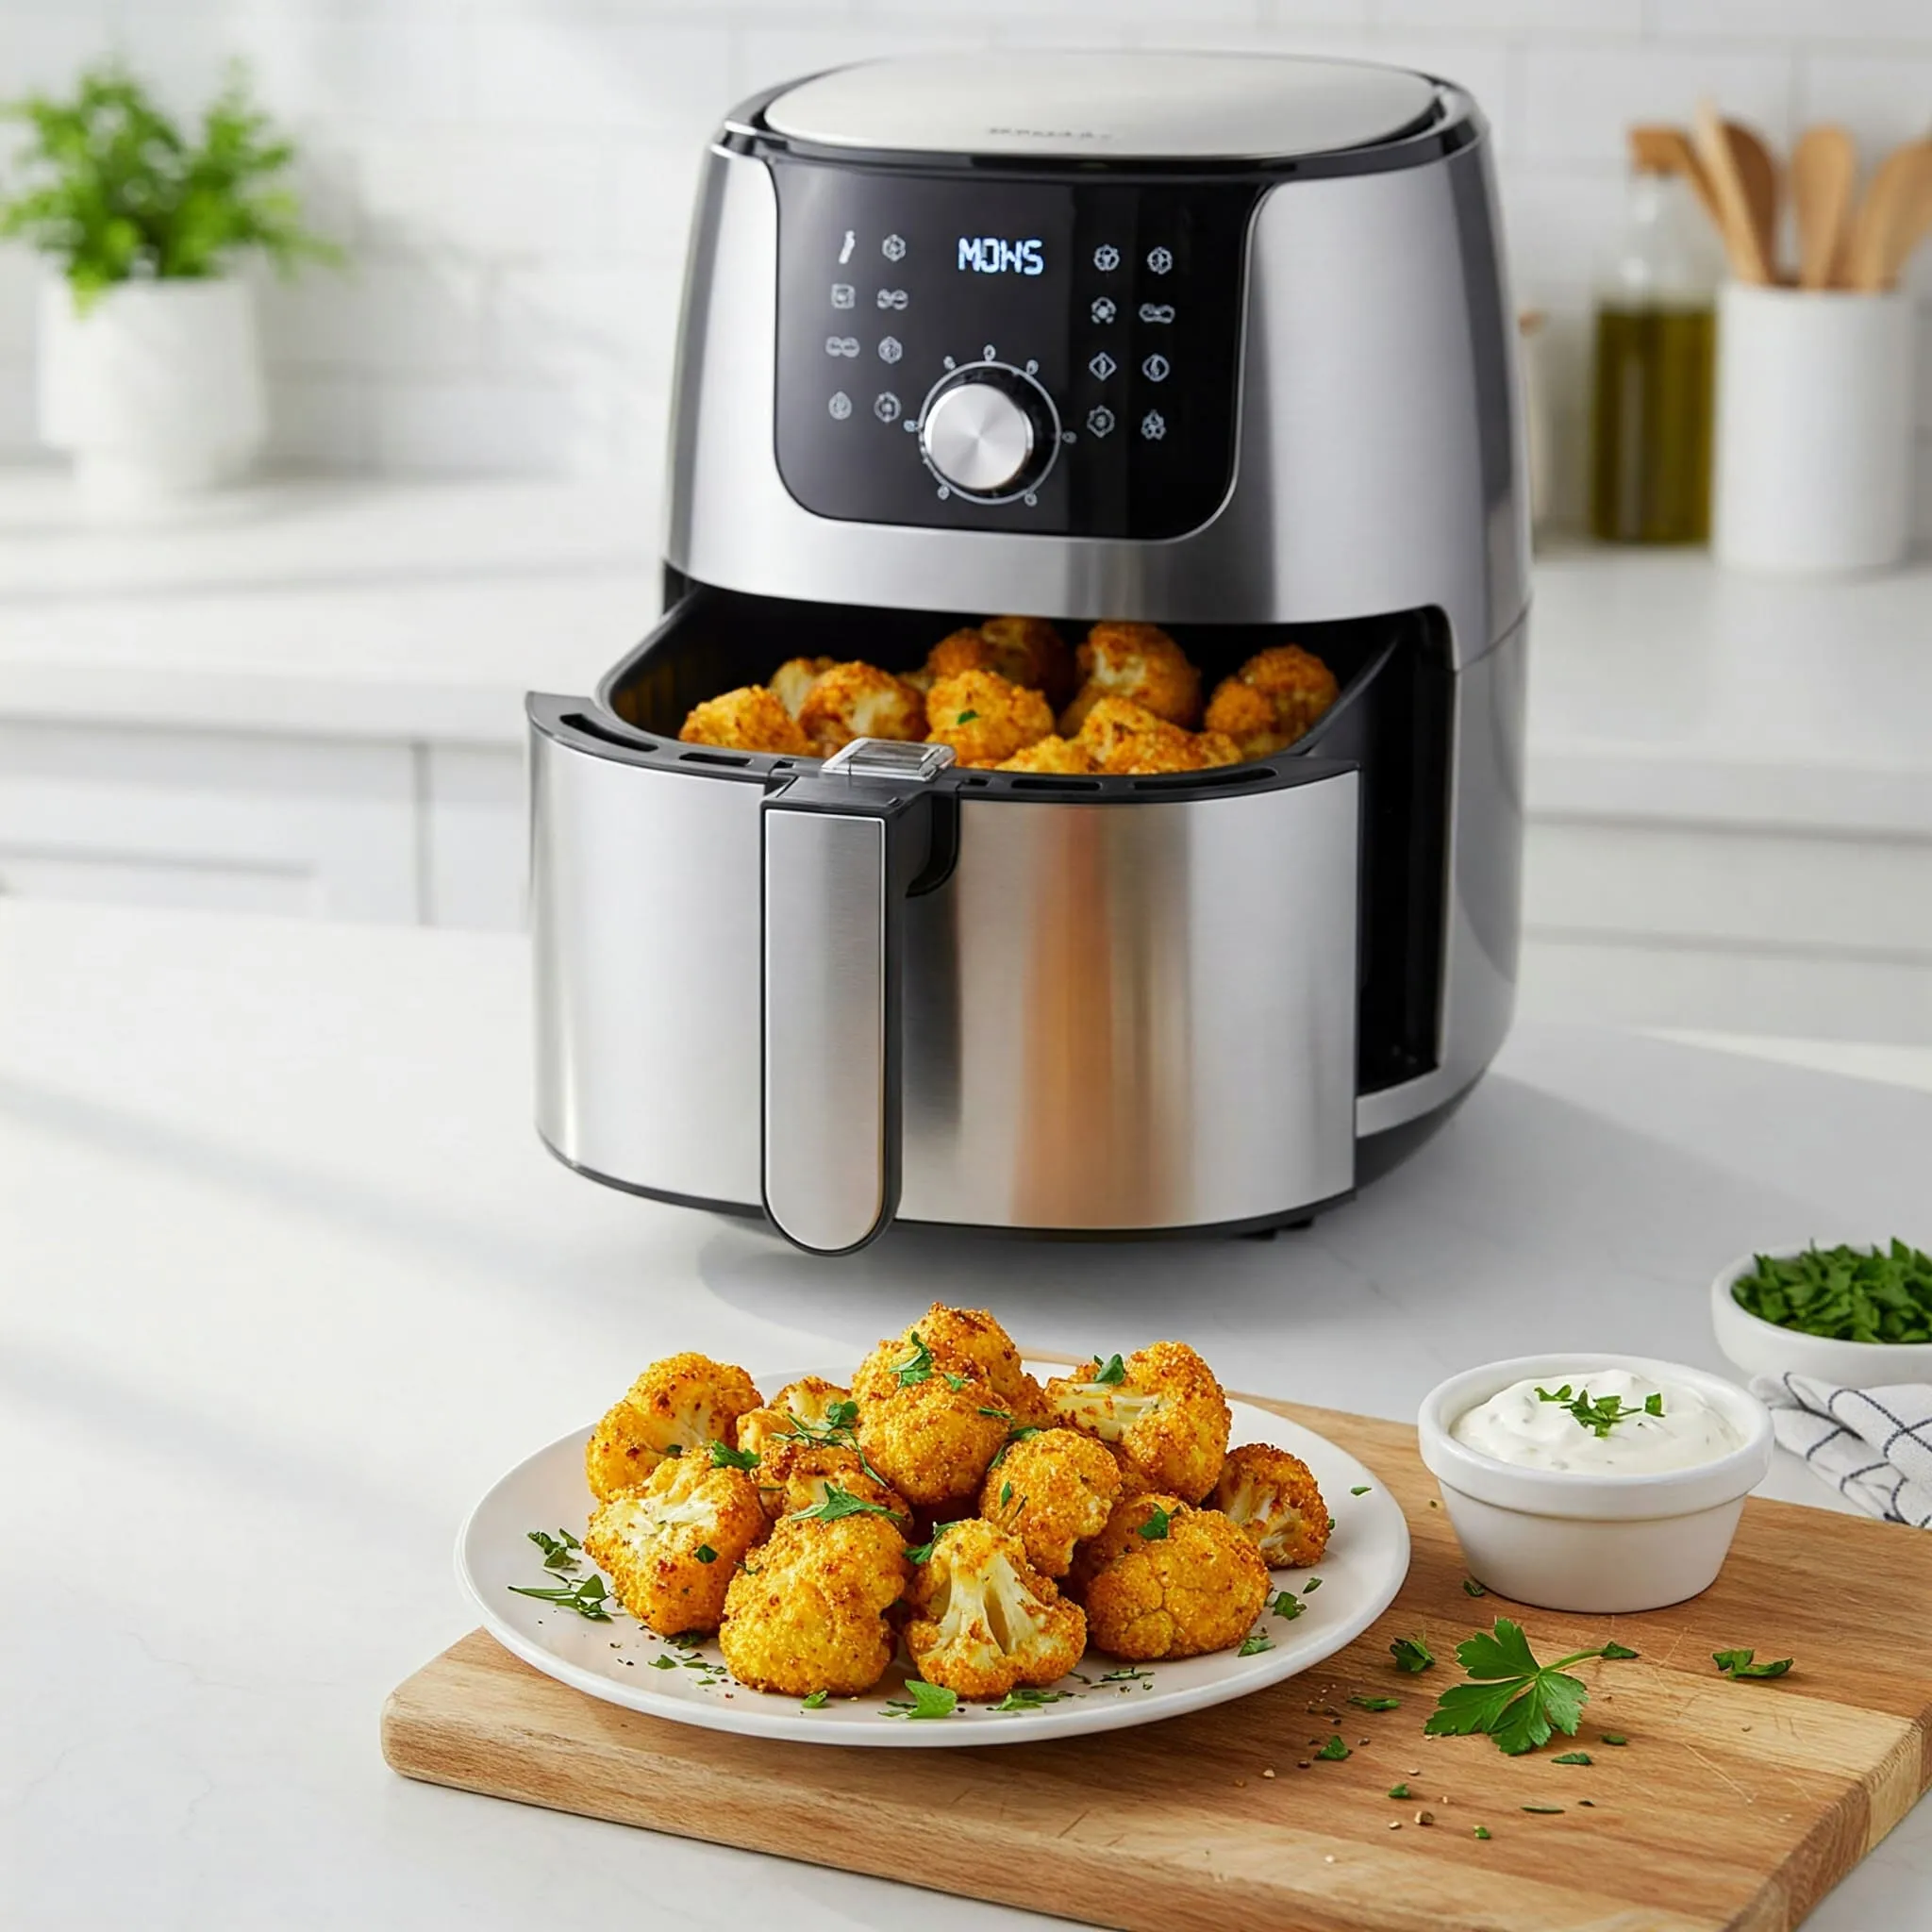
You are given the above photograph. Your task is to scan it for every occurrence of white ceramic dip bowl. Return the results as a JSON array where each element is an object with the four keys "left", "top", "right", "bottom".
[{"left": 1417, "top": 1353, "right": 1774, "bottom": 1613}]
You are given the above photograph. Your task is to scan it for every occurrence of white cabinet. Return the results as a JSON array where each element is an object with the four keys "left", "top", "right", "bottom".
[
  {"left": 0, "top": 722, "right": 421, "bottom": 923},
  {"left": 423, "top": 745, "right": 526, "bottom": 930}
]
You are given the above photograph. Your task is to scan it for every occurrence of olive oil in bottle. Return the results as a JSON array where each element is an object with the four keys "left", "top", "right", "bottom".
[{"left": 1589, "top": 169, "right": 1719, "bottom": 544}]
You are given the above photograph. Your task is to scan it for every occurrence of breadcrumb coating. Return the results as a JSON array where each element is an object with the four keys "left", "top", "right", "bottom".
[
  {"left": 903, "top": 1518, "right": 1086, "bottom": 1699},
  {"left": 893, "top": 1303, "right": 1051, "bottom": 1427},
  {"left": 678, "top": 687, "right": 810, "bottom": 758},
  {"left": 1070, "top": 1493, "right": 1270, "bottom": 1660},
  {"left": 795, "top": 660, "right": 927, "bottom": 757},
  {"left": 980, "top": 1427, "right": 1122, "bottom": 1577},
  {"left": 924, "top": 616, "right": 1074, "bottom": 707},
  {"left": 1059, "top": 622, "right": 1202, "bottom": 733},
  {"left": 1204, "top": 644, "right": 1339, "bottom": 757},
  {"left": 996, "top": 734, "right": 1099, "bottom": 774},
  {"left": 924, "top": 669, "right": 1054, "bottom": 769},
  {"left": 769, "top": 656, "right": 836, "bottom": 718},
  {"left": 719, "top": 1512, "right": 911, "bottom": 1696},
  {"left": 1044, "top": 1341, "right": 1231, "bottom": 1504},
  {"left": 734, "top": 1376, "right": 853, "bottom": 1464},
  {"left": 585, "top": 1353, "right": 763, "bottom": 1502},
  {"left": 583, "top": 1453, "right": 767, "bottom": 1635},
  {"left": 853, "top": 1335, "right": 1009, "bottom": 1506},
  {"left": 1210, "top": 1442, "right": 1330, "bottom": 1568},
  {"left": 757, "top": 1441, "right": 908, "bottom": 1523}
]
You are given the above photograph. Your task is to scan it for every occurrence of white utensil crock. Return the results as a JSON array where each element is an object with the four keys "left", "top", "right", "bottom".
[
  {"left": 1712, "top": 282, "right": 1916, "bottom": 575},
  {"left": 38, "top": 276, "right": 267, "bottom": 511}
]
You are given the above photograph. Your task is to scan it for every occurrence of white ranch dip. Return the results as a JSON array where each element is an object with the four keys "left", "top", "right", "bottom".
[{"left": 1451, "top": 1369, "right": 1741, "bottom": 1474}]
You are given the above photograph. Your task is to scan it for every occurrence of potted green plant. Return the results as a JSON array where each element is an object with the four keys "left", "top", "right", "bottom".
[{"left": 1, "top": 58, "right": 342, "bottom": 508}]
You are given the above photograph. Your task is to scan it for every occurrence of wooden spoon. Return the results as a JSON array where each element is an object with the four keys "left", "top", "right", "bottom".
[
  {"left": 1791, "top": 125, "right": 1857, "bottom": 289},
  {"left": 1844, "top": 140, "right": 1932, "bottom": 290},
  {"left": 1692, "top": 99, "right": 1774, "bottom": 283},
  {"left": 1724, "top": 120, "right": 1781, "bottom": 281},
  {"left": 1629, "top": 124, "right": 1724, "bottom": 233}
]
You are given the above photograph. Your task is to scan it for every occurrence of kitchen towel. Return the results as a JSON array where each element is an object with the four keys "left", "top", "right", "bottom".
[{"left": 1753, "top": 1373, "right": 1932, "bottom": 1528}]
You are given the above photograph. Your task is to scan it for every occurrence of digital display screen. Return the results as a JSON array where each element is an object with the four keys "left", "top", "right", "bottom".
[{"left": 957, "top": 236, "right": 1045, "bottom": 276}]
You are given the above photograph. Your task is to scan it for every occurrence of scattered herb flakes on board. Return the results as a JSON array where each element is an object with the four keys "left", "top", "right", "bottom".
[
  {"left": 1350, "top": 1694, "right": 1401, "bottom": 1711},
  {"left": 1553, "top": 1751, "right": 1592, "bottom": 1765},
  {"left": 1730, "top": 1240, "right": 1932, "bottom": 1343},
  {"left": 1390, "top": 1635, "right": 1435, "bottom": 1674},
  {"left": 1713, "top": 1648, "right": 1793, "bottom": 1680},
  {"left": 1314, "top": 1734, "right": 1351, "bottom": 1760}
]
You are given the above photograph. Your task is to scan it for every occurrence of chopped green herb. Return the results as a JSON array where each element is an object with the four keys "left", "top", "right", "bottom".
[
  {"left": 1521, "top": 1805, "right": 1564, "bottom": 1815},
  {"left": 991, "top": 1687, "right": 1077, "bottom": 1711},
  {"left": 904, "top": 1522, "right": 955, "bottom": 1564},
  {"left": 801, "top": 1690, "right": 829, "bottom": 1709},
  {"left": 662, "top": 1441, "right": 684, "bottom": 1457},
  {"left": 1729, "top": 1240, "right": 1932, "bottom": 1344},
  {"left": 791, "top": 1483, "right": 901, "bottom": 1526},
  {"left": 884, "top": 1679, "right": 958, "bottom": 1721},
  {"left": 1326, "top": 1516, "right": 1336, "bottom": 1533},
  {"left": 1302, "top": 1576, "right": 1323, "bottom": 1592},
  {"left": 1473, "top": 1824, "right": 1492, "bottom": 1840},
  {"left": 1535, "top": 1383, "right": 1665, "bottom": 1439},
  {"left": 824, "top": 1398, "right": 859, "bottom": 1429},
  {"left": 1239, "top": 1633, "right": 1274, "bottom": 1657},
  {"left": 1601, "top": 1641, "right": 1640, "bottom": 1660},
  {"left": 1387, "top": 1783, "right": 1412, "bottom": 1800},
  {"left": 508, "top": 1573, "right": 613, "bottom": 1622},
  {"left": 1553, "top": 1751, "right": 1592, "bottom": 1765},
  {"left": 893, "top": 1333, "right": 935, "bottom": 1387},
  {"left": 1099, "top": 1667, "right": 1154, "bottom": 1684},
  {"left": 647, "top": 1655, "right": 678, "bottom": 1671},
  {"left": 942, "top": 1372, "right": 969, "bottom": 1391},
  {"left": 1138, "top": 1505, "right": 1173, "bottom": 1541},
  {"left": 1314, "top": 1735, "right": 1351, "bottom": 1761},
  {"left": 1601, "top": 1732, "right": 1628, "bottom": 1746},
  {"left": 1644, "top": 1392, "right": 1665, "bottom": 1416},
  {"left": 999, "top": 1480, "right": 1013, "bottom": 1508},
  {"left": 526, "top": 1528, "right": 582, "bottom": 1572},
  {"left": 1350, "top": 1485, "right": 1372, "bottom": 1496},
  {"left": 1424, "top": 1618, "right": 1638, "bottom": 1757},
  {"left": 1350, "top": 1695, "right": 1401, "bottom": 1711},
  {"left": 695, "top": 1544, "right": 718, "bottom": 1564},
  {"left": 1092, "top": 1353, "right": 1127, "bottom": 1386},
  {"left": 1270, "top": 1590, "right": 1305, "bottom": 1621},
  {"left": 1713, "top": 1648, "right": 1793, "bottom": 1680},
  {"left": 977, "top": 1407, "right": 1011, "bottom": 1420},
  {"left": 1463, "top": 1578, "right": 1488, "bottom": 1597},
  {"left": 708, "top": 1439, "right": 758, "bottom": 1470},
  {"left": 954, "top": 709, "right": 979, "bottom": 725},
  {"left": 1390, "top": 1635, "right": 1435, "bottom": 1674}
]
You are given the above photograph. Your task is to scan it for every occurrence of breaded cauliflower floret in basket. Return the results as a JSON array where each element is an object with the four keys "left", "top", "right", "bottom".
[
  {"left": 768, "top": 655, "right": 835, "bottom": 718},
  {"left": 980, "top": 1426, "right": 1123, "bottom": 1577},
  {"left": 925, "top": 616, "right": 1075, "bottom": 707},
  {"left": 719, "top": 1509, "right": 911, "bottom": 1697},
  {"left": 678, "top": 687, "right": 810, "bottom": 758},
  {"left": 924, "top": 669, "right": 1054, "bottom": 769},
  {"left": 853, "top": 1331, "right": 1009, "bottom": 1507},
  {"left": 1103, "top": 724, "right": 1244, "bottom": 775},
  {"left": 1072, "top": 696, "right": 1189, "bottom": 773},
  {"left": 585, "top": 1353, "right": 763, "bottom": 1502},
  {"left": 1204, "top": 643, "right": 1340, "bottom": 758},
  {"left": 903, "top": 1518, "right": 1086, "bottom": 1700},
  {"left": 1071, "top": 1492, "right": 1270, "bottom": 1660},
  {"left": 795, "top": 660, "right": 927, "bottom": 757},
  {"left": 583, "top": 1451, "right": 766, "bottom": 1636},
  {"left": 734, "top": 1375, "right": 853, "bottom": 1465},
  {"left": 996, "top": 733, "right": 1098, "bottom": 775},
  {"left": 1044, "top": 1341, "right": 1231, "bottom": 1504},
  {"left": 1210, "top": 1442, "right": 1330, "bottom": 1569},
  {"left": 877, "top": 1303, "right": 1050, "bottom": 1428},
  {"left": 1058, "top": 621, "right": 1203, "bottom": 734}
]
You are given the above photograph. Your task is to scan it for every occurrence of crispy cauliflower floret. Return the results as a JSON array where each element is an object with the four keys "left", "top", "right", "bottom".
[
  {"left": 678, "top": 686, "right": 810, "bottom": 757},
  {"left": 852, "top": 1332, "right": 1009, "bottom": 1507},
  {"left": 924, "top": 669, "right": 1054, "bottom": 769},
  {"left": 1044, "top": 1341, "right": 1231, "bottom": 1504},
  {"left": 757, "top": 1442, "right": 908, "bottom": 1524},
  {"left": 903, "top": 1518, "right": 1086, "bottom": 1699},
  {"left": 769, "top": 656, "right": 836, "bottom": 718},
  {"left": 1204, "top": 644, "right": 1340, "bottom": 757},
  {"left": 585, "top": 1353, "right": 763, "bottom": 1502},
  {"left": 734, "top": 1375, "right": 854, "bottom": 1464},
  {"left": 881, "top": 1303, "right": 1050, "bottom": 1427},
  {"left": 583, "top": 1452, "right": 767, "bottom": 1636},
  {"left": 996, "top": 734, "right": 1099, "bottom": 774},
  {"left": 1210, "top": 1442, "right": 1330, "bottom": 1568},
  {"left": 980, "top": 1427, "right": 1122, "bottom": 1577},
  {"left": 795, "top": 660, "right": 927, "bottom": 757},
  {"left": 1071, "top": 1493, "right": 1270, "bottom": 1660},
  {"left": 1059, "top": 622, "right": 1203, "bottom": 734},
  {"left": 719, "top": 1511, "right": 911, "bottom": 1696},
  {"left": 1099, "top": 718, "right": 1246, "bottom": 775},
  {"left": 926, "top": 617, "right": 1075, "bottom": 706},
  {"left": 1073, "top": 696, "right": 1188, "bottom": 771}
]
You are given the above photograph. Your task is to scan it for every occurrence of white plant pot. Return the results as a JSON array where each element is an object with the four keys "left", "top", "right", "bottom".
[{"left": 38, "top": 276, "right": 267, "bottom": 510}]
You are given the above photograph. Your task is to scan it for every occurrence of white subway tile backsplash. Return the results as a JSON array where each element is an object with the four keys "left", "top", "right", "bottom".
[
  {"left": 263, "top": 373, "right": 372, "bottom": 470},
  {"left": 1381, "top": 0, "right": 1640, "bottom": 33},
  {"left": 1653, "top": 0, "right": 1932, "bottom": 43},
  {"left": 1519, "top": 42, "right": 1794, "bottom": 167},
  {"left": 1796, "top": 55, "right": 1932, "bottom": 157},
  {"left": 473, "top": 16, "right": 730, "bottom": 141},
  {"left": 257, "top": 259, "right": 492, "bottom": 375},
  {"left": 372, "top": 374, "right": 602, "bottom": 475},
  {"left": 0, "top": 358, "right": 36, "bottom": 458}
]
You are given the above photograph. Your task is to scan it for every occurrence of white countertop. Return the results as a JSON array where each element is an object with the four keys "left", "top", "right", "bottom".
[
  {"left": 2, "top": 469, "right": 1928, "bottom": 832},
  {"left": 3, "top": 898, "right": 1929, "bottom": 1929}
]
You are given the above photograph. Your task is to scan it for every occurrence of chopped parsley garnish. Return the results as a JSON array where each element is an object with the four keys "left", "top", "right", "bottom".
[
  {"left": 824, "top": 1398, "right": 859, "bottom": 1428},
  {"left": 1390, "top": 1635, "right": 1434, "bottom": 1674},
  {"left": 1091, "top": 1353, "right": 1127, "bottom": 1386},
  {"left": 991, "top": 1687, "right": 1077, "bottom": 1711},
  {"left": 1099, "top": 1667, "right": 1154, "bottom": 1684},
  {"left": 1350, "top": 1695, "right": 1400, "bottom": 1711},
  {"left": 1314, "top": 1735, "right": 1350, "bottom": 1760},
  {"left": 1387, "top": 1784, "right": 1411, "bottom": 1800},
  {"left": 1473, "top": 1824, "right": 1492, "bottom": 1840},
  {"left": 791, "top": 1483, "right": 901, "bottom": 1525},
  {"left": 662, "top": 1441, "right": 684, "bottom": 1457},
  {"left": 999, "top": 1480, "right": 1013, "bottom": 1507},
  {"left": 1350, "top": 1485, "right": 1372, "bottom": 1496},
  {"left": 1239, "top": 1633, "right": 1274, "bottom": 1657},
  {"left": 893, "top": 1333, "right": 935, "bottom": 1387},
  {"left": 1463, "top": 1578, "right": 1488, "bottom": 1597},
  {"left": 883, "top": 1679, "right": 958, "bottom": 1720},
  {"left": 1535, "top": 1382, "right": 1664, "bottom": 1438},
  {"left": 1270, "top": 1590, "right": 1304, "bottom": 1621},
  {"left": 1713, "top": 1648, "right": 1792, "bottom": 1679},
  {"left": 695, "top": 1544, "right": 718, "bottom": 1564},
  {"left": 647, "top": 1655, "right": 677, "bottom": 1671},
  {"left": 1521, "top": 1805, "right": 1564, "bottom": 1815},
  {"left": 988, "top": 1424, "right": 1041, "bottom": 1470},
  {"left": 1730, "top": 1240, "right": 1932, "bottom": 1343},
  {"left": 1424, "top": 1617, "right": 1637, "bottom": 1756},
  {"left": 954, "top": 709, "right": 978, "bottom": 725},
  {"left": 942, "top": 1372, "right": 969, "bottom": 1391},
  {"left": 1137, "top": 1505, "right": 1173, "bottom": 1541},
  {"left": 801, "top": 1690, "right": 829, "bottom": 1709},
  {"left": 1601, "top": 1732, "right": 1628, "bottom": 1745},
  {"left": 904, "top": 1522, "right": 955, "bottom": 1564},
  {"left": 526, "top": 1527, "right": 583, "bottom": 1572},
  {"left": 1553, "top": 1751, "right": 1591, "bottom": 1765},
  {"left": 1601, "top": 1641, "right": 1640, "bottom": 1660},
  {"left": 708, "top": 1439, "right": 758, "bottom": 1470},
  {"left": 1301, "top": 1576, "right": 1322, "bottom": 1592},
  {"left": 508, "top": 1573, "right": 613, "bottom": 1622},
  {"left": 978, "top": 1407, "right": 1011, "bottom": 1420}
]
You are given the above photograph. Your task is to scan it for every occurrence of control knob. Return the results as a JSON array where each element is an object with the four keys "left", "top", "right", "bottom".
[{"left": 917, "top": 363, "right": 1060, "bottom": 501}]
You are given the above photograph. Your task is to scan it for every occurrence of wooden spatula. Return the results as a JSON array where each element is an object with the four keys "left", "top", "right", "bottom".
[
  {"left": 1692, "top": 99, "right": 1774, "bottom": 282},
  {"left": 1844, "top": 140, "right": 1932, "bottom": 290},
  {"left": 1724, "top": 119, "right": 1782, "bottom": 281},
  {"left": 1791, "top": 125, "right": 1857, "bottom": 289},
  {"left": 1629, "top": 124, "right": 1724, "bottom": 232}
]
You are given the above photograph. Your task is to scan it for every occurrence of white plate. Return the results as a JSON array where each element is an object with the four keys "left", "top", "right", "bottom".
[{"left": 457, "top": 1364, "right": 1411, "bottom": 1747}]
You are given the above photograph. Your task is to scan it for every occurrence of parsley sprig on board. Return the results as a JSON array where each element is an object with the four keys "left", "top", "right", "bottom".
[
  {"left": 1424, "top": 1618, "right": 1637, "bottom": 1756},
  {"left": 1731, "top": 1240, "right": 1932, "bottom": 1343}
]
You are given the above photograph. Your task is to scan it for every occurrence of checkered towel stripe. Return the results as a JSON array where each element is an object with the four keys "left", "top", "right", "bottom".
[{"left": 1753, "top": 1373, "right": 1932, "bottom": 1529}]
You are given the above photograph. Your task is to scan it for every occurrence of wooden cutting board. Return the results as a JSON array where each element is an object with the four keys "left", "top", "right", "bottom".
[{"left": 384, "top": 1397, "right": 1932, "bottom": 1932}]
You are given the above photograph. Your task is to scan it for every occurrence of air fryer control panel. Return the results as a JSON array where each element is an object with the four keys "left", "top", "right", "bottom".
[{"left": 771, "top": 161, "right": 1257, "bottom": 540}]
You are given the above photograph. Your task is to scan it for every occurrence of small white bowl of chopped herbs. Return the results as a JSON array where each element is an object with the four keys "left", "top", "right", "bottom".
[{"left": 1711, "top": 1241, "right": 1932, "bottom": 1389}]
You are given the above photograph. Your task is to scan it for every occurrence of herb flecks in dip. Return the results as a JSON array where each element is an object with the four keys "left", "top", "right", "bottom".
[{"left": 1452, "top": 1370, "right": 1740, "bottom": 1475}]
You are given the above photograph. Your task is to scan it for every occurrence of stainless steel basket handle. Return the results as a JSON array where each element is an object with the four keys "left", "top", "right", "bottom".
[{"left": 760, "top": 740, "right": 955, "bottom": 1255}]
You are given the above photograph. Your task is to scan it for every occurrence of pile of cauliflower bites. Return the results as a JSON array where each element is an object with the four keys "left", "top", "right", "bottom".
[{"left": 579, "top": 1305, "right": 1329, "bottom": 1703}]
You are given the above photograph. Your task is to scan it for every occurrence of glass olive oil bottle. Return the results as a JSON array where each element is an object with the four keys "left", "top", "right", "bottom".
[{"left": 1590, "top": 169, "right": 1718, "bottom": 544}]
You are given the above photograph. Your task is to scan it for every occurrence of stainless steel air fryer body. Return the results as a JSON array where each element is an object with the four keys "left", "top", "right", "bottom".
[{"left": 527, "top": 51, "right": 1529, "bottom": 1254}]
